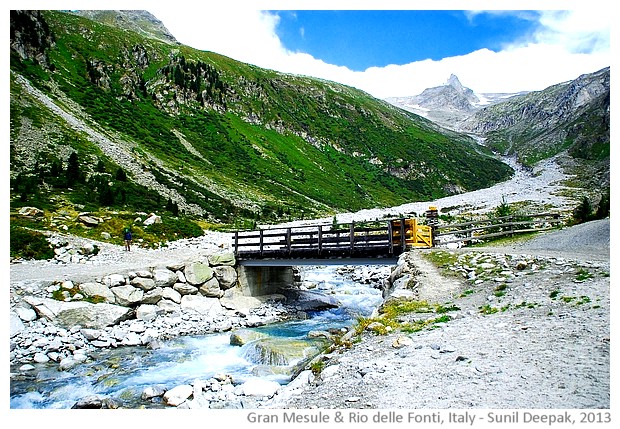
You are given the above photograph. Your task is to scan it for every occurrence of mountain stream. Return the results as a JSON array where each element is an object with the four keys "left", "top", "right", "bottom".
[{"left": 10, "top": 265, "right": 387, "bottom": 409}]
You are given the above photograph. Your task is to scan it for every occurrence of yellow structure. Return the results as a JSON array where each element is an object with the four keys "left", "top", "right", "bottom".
[
  {"left": 405, "top": 218, "right": 433, "bottom": 248},
  {"left": 392, "top": 218, "right": 433, "bottom": 248}
]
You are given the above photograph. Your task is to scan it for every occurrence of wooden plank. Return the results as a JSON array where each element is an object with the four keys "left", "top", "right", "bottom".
[{"left": 433, "top": 214, "right": 563, "bottom": 231}]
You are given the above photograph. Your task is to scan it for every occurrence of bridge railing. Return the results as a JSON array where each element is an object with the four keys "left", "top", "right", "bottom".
[
  {"left": 232, "top": 212, "right": 565, "bottom": 261},
  {"left": 233, "top": 219, "right": 413, "bottom": 260},
  {"left": 433, "top": 212, "right": 565, "bottom": 245}
]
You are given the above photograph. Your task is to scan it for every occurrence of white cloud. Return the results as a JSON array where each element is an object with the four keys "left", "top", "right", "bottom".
[{"left": 150, "top": 7, "right": 611, "bottom": 99}]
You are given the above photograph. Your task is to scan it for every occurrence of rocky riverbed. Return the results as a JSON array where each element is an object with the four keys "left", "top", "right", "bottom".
[
  {"left": 9, "top": 217, "right": 610, "bottom": 411},
  {"left": 266, "top": 219, "right": 611, "bottom": 409},
  {"left": 8, "top": 150, "right": 611, "bottom": 410}
]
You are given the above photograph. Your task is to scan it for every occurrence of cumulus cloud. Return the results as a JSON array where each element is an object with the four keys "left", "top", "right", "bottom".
[{"left": 151, "top": 7, "right": 611, "bottom": 98}]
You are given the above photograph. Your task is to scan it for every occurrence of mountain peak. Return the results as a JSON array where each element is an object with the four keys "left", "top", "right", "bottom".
[
  {"left": 72, "top": 10, "right": 178, "bottom": 44},
  {"left": 446, "top": 74, "right": 464, "bottom": 90}
]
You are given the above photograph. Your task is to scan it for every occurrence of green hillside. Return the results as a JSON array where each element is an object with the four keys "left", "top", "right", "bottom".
[{"left": 10, "top": 10, "right": 513, "bottom": 249}]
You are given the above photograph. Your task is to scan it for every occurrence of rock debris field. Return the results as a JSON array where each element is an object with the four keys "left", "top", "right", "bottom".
[
  {"left": 268, "top": 218, "right": 611, "bottom": 409},
  {"left": 8, "top": 155, "right": 612, "bottom": 410}
]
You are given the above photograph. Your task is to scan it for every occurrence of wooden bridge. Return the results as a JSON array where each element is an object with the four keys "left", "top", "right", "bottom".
[
  {"left": 232, "top": 209, "right": 565, "bottom": 266},
  {"left": 233, "top": 218, "right": 433, "bottom": 266}
]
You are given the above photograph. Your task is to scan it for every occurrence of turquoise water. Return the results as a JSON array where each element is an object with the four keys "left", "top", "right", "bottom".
[{"left": 10, "top": 266, "right": 385, "bottom": 409}]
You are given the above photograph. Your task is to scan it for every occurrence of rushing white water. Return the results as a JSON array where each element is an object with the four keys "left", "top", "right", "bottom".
[{"left": 10, "top": 265, "right": 387, "bottom": 409}]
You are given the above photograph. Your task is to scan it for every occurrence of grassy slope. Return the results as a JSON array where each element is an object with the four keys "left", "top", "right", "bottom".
[{"left": 10, "top": 11, "right": 513, "bottom": 238}]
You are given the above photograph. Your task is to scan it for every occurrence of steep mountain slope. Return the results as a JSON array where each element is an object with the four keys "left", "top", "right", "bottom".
[
  {"left": 10, "top": 10, "right": 512, "bottom": 228},
  {"left": 459, "top": 67, "right": 610, "bottom": 189},
  {"left": 73, "top": 10, "right": 178, "bottom": 44},
  {"left": 387, "top": 68, "right": 610, "bottom": 194}
]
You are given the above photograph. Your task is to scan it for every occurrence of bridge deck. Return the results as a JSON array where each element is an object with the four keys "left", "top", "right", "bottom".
[{"left": 233, "top": 219, "right": 412, "bottom": 265}]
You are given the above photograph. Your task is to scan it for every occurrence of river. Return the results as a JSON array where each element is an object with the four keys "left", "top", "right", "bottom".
[{"left": 10, "top": 265, "right": 387, "bottom": 409}]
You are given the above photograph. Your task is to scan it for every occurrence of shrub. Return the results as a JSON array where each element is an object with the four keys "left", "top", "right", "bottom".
[
  {"left": 10, "top": 225, "right": 54, "bottom": 260},
  {"left": 146, "top": 217, "right": 204, "bottom": 239},
  {"left": 572, "top": 195, "right": 593, "bottom": 223}
]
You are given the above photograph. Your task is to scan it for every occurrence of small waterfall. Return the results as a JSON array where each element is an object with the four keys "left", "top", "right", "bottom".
[
  {"left": 241, "top": 337, "right": 327, "bottom": 366},
  {"left": 11, "top": 265, "right": 389, "bottom": 409}
]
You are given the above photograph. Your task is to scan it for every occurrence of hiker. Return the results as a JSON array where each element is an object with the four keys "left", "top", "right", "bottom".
[{"left": 123, "top": 227, "right": 133, "bottom": 251}]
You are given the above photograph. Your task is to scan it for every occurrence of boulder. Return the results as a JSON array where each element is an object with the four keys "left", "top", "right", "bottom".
[
  {"left": 78, "top": 215, "right": 99, "bottom": 227},
  {"left": 10, "top": 312, "right": 25, "bottom": 338},
  {"left": 213, "top": 266, "right": 238, "bottom": 290},
  {"left": 163, "top": 384, "right": 193, "bottom": 406},
  {"left": 71, "top": 395, "right": 120, "bottom": 409},
  {"left": 229, "top": 329, "right": 269, "bottom": 346},
  {"left": 184, "top": 261, "right": 214, "bottom": 285},
  {"left": 157, "top": 299, "right": 180, "bottom": 313},
  {"left": 130, "top": 277, "right": 156, "bottom": 291},
  {"left": 180, "top": 294, "right": 223, "bottom": 316},
  {"left": 198, "top": 277, "right": 223, "bottom": 298},
  {"left": 79, "top": 282, "right": 116, "bottom": 304},
  {"left": 173, "top": 282, "right": 198, "bottom": 295},
  {"left": 143, "top": 213, "right": 162, "bottom": 226},
  {"left": 22, "top": 297, "right": 132, "bottom": 329},
  {"left": 208, "top": 252, "right": 236, "bottom": 267},
  {"left": 242, "top": 337, "right": 326, "bottom": 366},
  {"left": 280, "top": 289, "right": 341, "bottom": 312},
  {"left": 120, "top": 332, "right": 142, "bottom": 346},
  {"left": 161, "top": 287, "right": 182, "bottom": 304},
  {"left": 80, "top": 328, "right": 102, "bottom": 340},
  {"left": 136, "top": 304, "right": 164, "bottom": 321},
  {"left": 392, "top": 335, "right": 414, "bottom": 349},
  {"left": 110, "top": 285, "right": 144, "bottom": 306},
  {"left": 56, "top": 303, "right": 133, "bottom": 329},
  {"left": 103, "top": 274, "right": 126, "bottom": 288},
  {"left": 153, "top": 269, "right": 178, "bottom": 287},
  {"left": 141, "top": 385, "right": 166, "bottom": 400},
  {"left": 219, "top": 287, "right": 259, "bottom": 311},
  {"left": 15, "top": 306, "right": 37, "bottom": 322},
  {"left": 141, "top": 287, "right": 164, "bottom": 304},
  {"left": 18, "top": 206, "right": 44, "bottom": 217}
]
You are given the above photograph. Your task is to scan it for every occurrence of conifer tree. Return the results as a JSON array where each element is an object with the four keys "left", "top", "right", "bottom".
[
  {"left": 573, "top": 196, "right": 593, "bottom": 224},
  {"left": 66, "top": 151, "right": 81, "bottom": 184}
]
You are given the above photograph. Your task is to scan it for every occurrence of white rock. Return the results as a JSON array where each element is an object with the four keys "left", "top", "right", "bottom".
[
  {"left": 15, "top": 306, "right": 37, "bottom": 322},
  {"left": 104, "top": 274, "right": 126, "bottom": 287},
  {"left": 163, "top": 384, "right": 193, "bottom": 406},
  {"left": 33, "top": 352, "right": 50, "bottom": 363},
  {"left": 321, "top": 364, "right": 341, "bottom": 379}
]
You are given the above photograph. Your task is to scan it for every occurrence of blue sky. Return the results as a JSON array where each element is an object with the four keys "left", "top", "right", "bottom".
[
  {"left": 13, "top": 1, "right": 613, "bottom": 98},
  {"left": 273, "top": 10, "right": 541, "bottom": 71},
  {"left": 148, "top": 1, "right": 611, "bottom": 97}
]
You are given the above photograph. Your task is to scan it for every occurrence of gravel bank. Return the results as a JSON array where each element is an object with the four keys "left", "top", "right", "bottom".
[{"left": 268, "top": 218, "right": 611, "bottom": 409}]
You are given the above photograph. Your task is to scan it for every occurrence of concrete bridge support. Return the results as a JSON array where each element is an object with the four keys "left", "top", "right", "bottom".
[{"left": 236, "top": 265, "right": 295, "bottom": 296}]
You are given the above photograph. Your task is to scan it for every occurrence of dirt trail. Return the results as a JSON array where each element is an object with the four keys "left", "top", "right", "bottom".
[{"left": 272, "top": 218, "right": 611, "bottom": 410}]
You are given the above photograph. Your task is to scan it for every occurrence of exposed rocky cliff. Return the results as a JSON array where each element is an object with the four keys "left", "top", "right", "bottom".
[
  {"left": 459, "top": 67, "right": 610, "bottom": 189},
  {"left": 388, "top": 67, "right": 610, "bottom": 193},
  {"left": 385, "top": 74, "right": 524, "bottom": 128},
  {"left": 9, "top": 10, "right": 513, "bottom": 227},
  {"left": 72, "top": 10, "right": 178, "bottom": 44}
]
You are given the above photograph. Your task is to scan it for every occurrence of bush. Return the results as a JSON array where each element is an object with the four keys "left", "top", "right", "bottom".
[
  {"left": 10, "top": 225, "right": 54, "bottom": 260},
  {"left": 572, "top": 196, "right": 593, "bottom": 223}
]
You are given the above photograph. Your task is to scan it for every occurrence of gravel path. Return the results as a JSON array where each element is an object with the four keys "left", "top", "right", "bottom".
[
  {"left": 8, "top": 155, "right": 611, "bottom": 411},
  {"left": 269, "top": 218, "right": 611, "bottom": 410}
]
